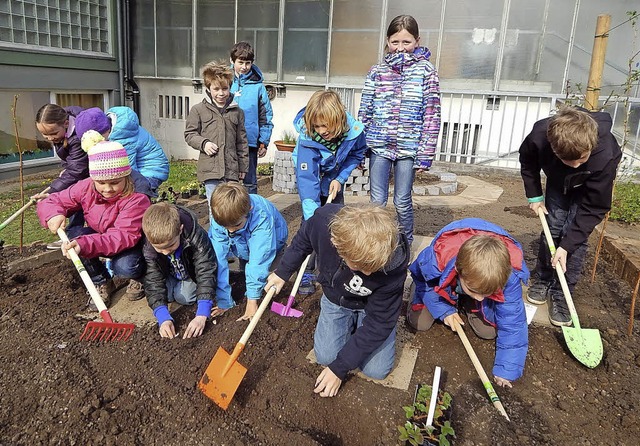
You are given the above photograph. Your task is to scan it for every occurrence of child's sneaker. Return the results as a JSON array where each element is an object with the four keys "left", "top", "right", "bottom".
[
  {"left": 547, "top": 290, "right": 572, "bottom": 327},
  {"left": 125, "top": 279, "right": 145, "bottom": 301},
  {"left": 298, "top": 272, "right": 317, "bottom": 296},
  {"left": 88, "top": 279, "right": 116, "bottom": 310},
  {"left": 526, "top": 280, "right": 551, "bottom": 305}
]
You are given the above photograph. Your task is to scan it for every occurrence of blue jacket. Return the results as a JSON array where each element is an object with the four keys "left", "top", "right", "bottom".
[
  {"left": 230, "top": 64, "right": 274, "bottom": 148},
  {"left": 209, "top": 194, "right": 288, "bottom": 309},
  {"left": 292, "top": 109, "right": 366, "bottom": 220},
  {"left": 106, "top": 106, "right": 170, "bottom": 182},
  {"left": 409, "top": 218, "right": 530, "bottom": 381}
]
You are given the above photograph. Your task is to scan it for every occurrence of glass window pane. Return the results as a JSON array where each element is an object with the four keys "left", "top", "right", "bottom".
[
  {"left": 439, "top": 0, "right": 503, "bottom": 89},
  {"left": 196, "top": 0, "right": 235, "bottom": 71},
  {"left": 133, "top": 0, "right": 155, "bottom": 76},
  {"left": 329, "top": 0, "right": 382, "bottom": 84},
  {"left": 283, "top": 0, "right": 329, "bottom": 83},
  {"left": 237, "top": 0, "right": 280, "bottom": 80},
  {"left": 157, "top": 0, "right": 193, "bottom": 78}
]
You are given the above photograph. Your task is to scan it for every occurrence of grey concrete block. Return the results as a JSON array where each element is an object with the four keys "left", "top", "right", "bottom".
[
  {"left": 439, "top": 182, "right": 457, "bottom": 195},
  {"left": 413, "top": 185, "right": 426, "bottom": 195},
  {"left": 350, "top": 183, "right": 362, "bottom": 192},
  {"left": 351, "top": 168, "right": 362, "bottom": 177},
  {"left": 355, "top": 176, "right": 368, "bottom": 184},
  {"left": 426, "top": 185, "right": 441, "bottom": 195},
  {"left": 357, "top": 190, "right": 368, "bottom": 196},
  {"left": 438, "top": 173, "right": 457, "bottom": 182},
  {"left": 364, "top": 183, "right": 370, "bottom": 191}
]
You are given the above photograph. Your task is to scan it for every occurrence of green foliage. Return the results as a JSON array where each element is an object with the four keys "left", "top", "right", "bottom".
[
  {"left": 157, "top": 160, "right": 197, "bottom": 198},
  {"left": 257, "top": 162, "right": 273, "bottom": 176},
  {"left": 610, "top": 181, "right": 640, "bottom": 223},
  {"left": 281, "top": 130, "right": 297, "bottom": 145},
  {"left": 398, "top": 384, "right": 455, "bottom": 446}
]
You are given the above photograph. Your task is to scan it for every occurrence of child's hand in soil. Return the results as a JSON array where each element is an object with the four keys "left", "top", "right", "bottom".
[
  {"left": 159, "top": 320, "right": 177, "bottom": 339},
  {"left": 494, "top": 376, "right": 512, "bottom": 388},
  {"left": 46, "top": 214, "right": 66, "bottom": 233},
  {"left": 237, "top": 299, "right": 258, "bottom": 321},
  {"left": 314, "top": 367, "right": 342, "bottom": 398},
  {"left": 443, "top": 312, "right": 464, "bottom": 331},
  {"left": 183, "top": 315, "right": 207, "bottom": 338},
  {"left": 210, "top": 307, "right": 228, "bottom": 318},
  {"left": 61, "top": 240, "right": 81, "bottom": 259},
  {"left": 265, "top": 272, "right": 286, "bottom": 294}
]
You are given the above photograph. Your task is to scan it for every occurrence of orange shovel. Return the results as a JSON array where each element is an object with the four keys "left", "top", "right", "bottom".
[
  {"left": 57, "top": 228, "right": 135, "bottom": 341},
  {"left": 199, "top": 286, "right": 277, "bottom": 409}
]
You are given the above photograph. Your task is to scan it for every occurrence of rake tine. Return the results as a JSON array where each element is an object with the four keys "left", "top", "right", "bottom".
[
  {"left": 123, "top": 328, "right": 134, "bottom": 341},
  {"left": 80, "top": 325, "right": 92, "bottom": 340}
]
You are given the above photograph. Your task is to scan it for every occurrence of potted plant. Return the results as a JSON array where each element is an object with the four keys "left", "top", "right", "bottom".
[
  {"left": 398, "top": 384, "right": 455, "bottom": 446},
  {"left": 180, "top": 185, "right": 191, "bottom": 199},
  {"left": 199, "top": 184, "right": 207, "bottom": 199},
  {"left": 273, "top": 130, "right": 297, "bottom": 152},
  {"left": 187, "top": 180, "right": 200, "bottom": 196}
]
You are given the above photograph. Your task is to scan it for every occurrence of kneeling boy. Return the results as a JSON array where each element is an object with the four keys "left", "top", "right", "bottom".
[
  {"left": 265, "top": 204, "right": 410, "bottom": 398},
  {"left": 407, "top": 218, "right": 530, "bottom": 387},
  {"left": 142, "top": 202, "right": 217, "bottom": 339}
]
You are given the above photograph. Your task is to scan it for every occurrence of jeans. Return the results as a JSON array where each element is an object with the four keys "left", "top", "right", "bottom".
[
  {"left": 66, "top": 226, "right": 145, "bottom": 285},
  {"left": 369, "top": 153, "right": 416, "bottom": 245},
  {"left": 166, "top": 276, "right": 198, "bottom": 305},
  {"left": 314, "top": 294, "right": 396, "bottom": 380},
  {"left": 535, "top": 187, "right": 587, "bottom": 294},
  {"left": 204, "top": 179, "right": 224, "bottom": 227},
  {"left": 243, "top": 146, "right": 258, "bottom": 194}
]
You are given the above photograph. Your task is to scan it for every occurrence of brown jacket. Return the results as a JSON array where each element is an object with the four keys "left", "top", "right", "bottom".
[{"left": 184, "top": 98, "right": 249, "bottom": 182}]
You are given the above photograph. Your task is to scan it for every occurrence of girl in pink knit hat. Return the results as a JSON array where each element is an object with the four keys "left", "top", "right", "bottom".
[{"left": 37, "top": 135, "right": 151, "bottom": 308}]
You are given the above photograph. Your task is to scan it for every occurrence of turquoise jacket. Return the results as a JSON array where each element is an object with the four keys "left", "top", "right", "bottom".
[
  {"left": 107, "top": 106, "right": 170, "bottom": 182},
  {"left": 209, "top": 194, "right": 288, "bottom": 308},
  {"left": 230, "top": 64, "right": 274, "bottom": 148}
]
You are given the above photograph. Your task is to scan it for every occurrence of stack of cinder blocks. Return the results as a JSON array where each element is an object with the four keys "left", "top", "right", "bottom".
[{"left": 272, "top": 151, "right": 457, "bottom": 196}]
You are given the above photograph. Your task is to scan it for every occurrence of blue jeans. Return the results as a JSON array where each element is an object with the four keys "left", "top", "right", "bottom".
[
  {"left": 66, "top": 226, "right": 145, "bottom": 285},
  {"left": 243, "top": 146, "right": 258, "bottom": 194},
  {"left": 369, "top": 153, "right": 416, "bottom": 245},
  {"left": 166, "top": 276, "right": 197, "bottom": 305},
  {"left": 314, "top": 294, "right": 396, "bottom": 380},
  {"left": 204, "top": 179, "right": 224, "bottom": 227},
  {"left": 535, "top": 187, "right": 587, "bottom": 294}
]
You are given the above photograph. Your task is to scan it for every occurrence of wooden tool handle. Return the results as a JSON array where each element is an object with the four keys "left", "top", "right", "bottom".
[
  {"left": 537, "top": 209, "right": 581, "bottom": 328},
  {"left": 0, "top": 187, "right": 50, "bottom": 231},
  {"left": 452, "top": 319, "right": 510, "bottom": 421},
  {"left": 57, "top": 228, "right": 108, "bottom": 313},
  {"left": 237, "top": 286, "right": 278, "bottom": 346}
]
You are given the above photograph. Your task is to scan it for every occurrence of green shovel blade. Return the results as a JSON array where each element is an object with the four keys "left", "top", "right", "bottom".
[{"left": 562, "top": 326, "right": 603, "bottom": 369}]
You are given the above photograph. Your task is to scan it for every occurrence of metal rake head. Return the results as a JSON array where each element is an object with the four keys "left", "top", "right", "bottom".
[{"left": 80, "top": 321, "right": 135, "bottom": 341}]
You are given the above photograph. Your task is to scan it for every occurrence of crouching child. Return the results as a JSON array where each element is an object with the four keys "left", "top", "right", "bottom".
[
  {"left": 142, "top": 202, "right": 217, "bottom": 339},
  {"left": 265, "top": 204, "right": 410, "bottom": 397},
  {"left": 407, "top": 218, "right": 530, "bottom": 387}
]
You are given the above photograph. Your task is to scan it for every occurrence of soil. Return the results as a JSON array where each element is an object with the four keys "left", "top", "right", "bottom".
[{"left": 1, "top": 173, "right": 640, "bottom": 446}]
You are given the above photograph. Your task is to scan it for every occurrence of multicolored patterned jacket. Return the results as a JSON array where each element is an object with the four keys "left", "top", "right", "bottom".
[{"left": 358, "top": 47, "right": 441, "bottom": 169}]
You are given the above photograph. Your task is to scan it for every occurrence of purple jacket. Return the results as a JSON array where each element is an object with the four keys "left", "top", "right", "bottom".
[
  {"left": 37, "top": 177, "right": 150, "bottom": 258},
  {"left": 49, "top": 106, "right": 89, "bottom": 193}
]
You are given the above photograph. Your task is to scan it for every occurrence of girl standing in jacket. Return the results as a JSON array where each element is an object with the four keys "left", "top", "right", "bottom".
[
  {"left": 358, "top": 15, "right": 441, "bottom": 246},
  {"left": 37, "top": 139, "right": 151, "bottom": 307}
]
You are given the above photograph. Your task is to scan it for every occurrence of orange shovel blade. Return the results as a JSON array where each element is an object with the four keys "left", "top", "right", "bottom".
[{"left": 198, "top": 346, "right": 247, "bottom": 410}]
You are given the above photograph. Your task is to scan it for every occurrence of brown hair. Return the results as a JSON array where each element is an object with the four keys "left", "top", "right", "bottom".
[
  {"left": 455, "top": 235, "right": 511, "bottom": 295},
  {"left": 387, "top": 15, "right": 420, "bottom": 39},
  {"left": 329, "top": 205, "right": 399, "bottom": 273},
  {"left": 35, "top": 104, "right": 69, "bottom": 126},
  {"left": 210, "top": 182, "right": 251, "bottom": 227},
  {"left": 547, "top": 106, "right": 598, "bottom": 161},
  {"left": 201, "top": 61, "right": 234, "bottom": 89},
  {"left": 142, "top": 202, "right": 181, "bottom": 244},
  {"left": 303, "top": 90, "right": 348, "bottom": 138},
  {"left": 230, "top": 41, "right": 255, "bottom": 62}
]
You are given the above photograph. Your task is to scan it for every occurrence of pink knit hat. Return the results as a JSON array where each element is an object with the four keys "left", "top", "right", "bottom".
[{"left": 88, "top": 141, "right": 132, "bottom": 181}]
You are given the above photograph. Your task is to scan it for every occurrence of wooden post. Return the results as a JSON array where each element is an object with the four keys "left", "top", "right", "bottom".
[
  {"left": 628, "top": 271, "right": 640, "bottom": 336},
  {"left": 584, "top": 15, "right": 611, "bottom": 111}
]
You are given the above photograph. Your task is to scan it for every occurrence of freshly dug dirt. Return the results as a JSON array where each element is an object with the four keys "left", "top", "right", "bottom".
[{"left": 1, "top": 173, "right": 639, "bottom": 445}]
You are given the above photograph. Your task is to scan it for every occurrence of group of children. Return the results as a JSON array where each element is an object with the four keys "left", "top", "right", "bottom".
[{"left": 31, "top": 14, "right": 621, "bottom": 397}]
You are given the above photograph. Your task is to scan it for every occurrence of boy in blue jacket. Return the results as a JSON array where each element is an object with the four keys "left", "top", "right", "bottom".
[
  {"left": 408, "top": 218, "right": 530, "bottom": 388},
  {"left": 142, "top": 202, "right": 217, "bottom": 339},
  {"left": 230, "top": 41, "right": 274, "bottom": 194},
  {"left": 292, "top": 89, "right": 367, "bottom": 294},
  {"left": 266, "top": 204, "right": 410, "bottom": 398},
  {"left": 208, "top": 182, "right": 288, "bottom": 320}
]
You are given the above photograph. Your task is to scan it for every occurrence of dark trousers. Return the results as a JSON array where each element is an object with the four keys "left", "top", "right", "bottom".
[
  {"left": 243, "top": 146, "right": 259, "bottom": 194},
  {"left": 305, "top": 191, "right": 345, "bottom": 274},
  {"left": 67, "top": 226, "right": 145, "bottom": 284},
  {"left": 534, "top": 187, "right": 588, "bottom": 294}
]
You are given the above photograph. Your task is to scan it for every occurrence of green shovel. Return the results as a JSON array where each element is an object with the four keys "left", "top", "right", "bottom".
[{"left": 538, "top": 208, "right": 603, "bottom": 368}]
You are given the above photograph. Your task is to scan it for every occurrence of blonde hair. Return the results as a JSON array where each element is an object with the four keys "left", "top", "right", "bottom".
[
  {"left": 455, "top": 235, "right": 511, "bottom": 295},
  {"left": 303, "top": 90, "right": 349, "bottom": 138},
  {"left": 201, "top": 61, "right": 233, "bottom": 89},
  {"left": 329, "top": 205, "right": 399, "bottom": 273},
  {"left": 547, "top": 106, "right": 598, "bottom": 161},
  {"left": 142, "top": 202, "right": 181, "bottom": 244},
  {"left": 120, "top": 175, "right": 135, "bottom": 198},
  {"left": 210, "top": 182, "right": 251, "bottom": 227}
]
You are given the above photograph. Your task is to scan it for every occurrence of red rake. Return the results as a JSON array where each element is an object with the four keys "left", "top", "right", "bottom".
[{"left": 57, "top": 228, "right": 135, "bottom": 341}]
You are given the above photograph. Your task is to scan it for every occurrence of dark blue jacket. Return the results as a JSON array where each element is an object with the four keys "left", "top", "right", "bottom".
[
  {"left": 292, "top": 109, "right": 366, "bottom": 220},
  {"left": 230, "top": 64, "right": 274, "bottom": 148},
  {"left": 275, "top": 204, "right": 410, "bottom": 380},
  {"left": 409, "top": 218, "right": 530, "bottom": 381}
]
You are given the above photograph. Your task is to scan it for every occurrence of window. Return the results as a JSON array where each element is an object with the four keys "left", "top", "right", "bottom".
[{"left": 237, "top": 0, "right": 280, "bottom": 80}]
